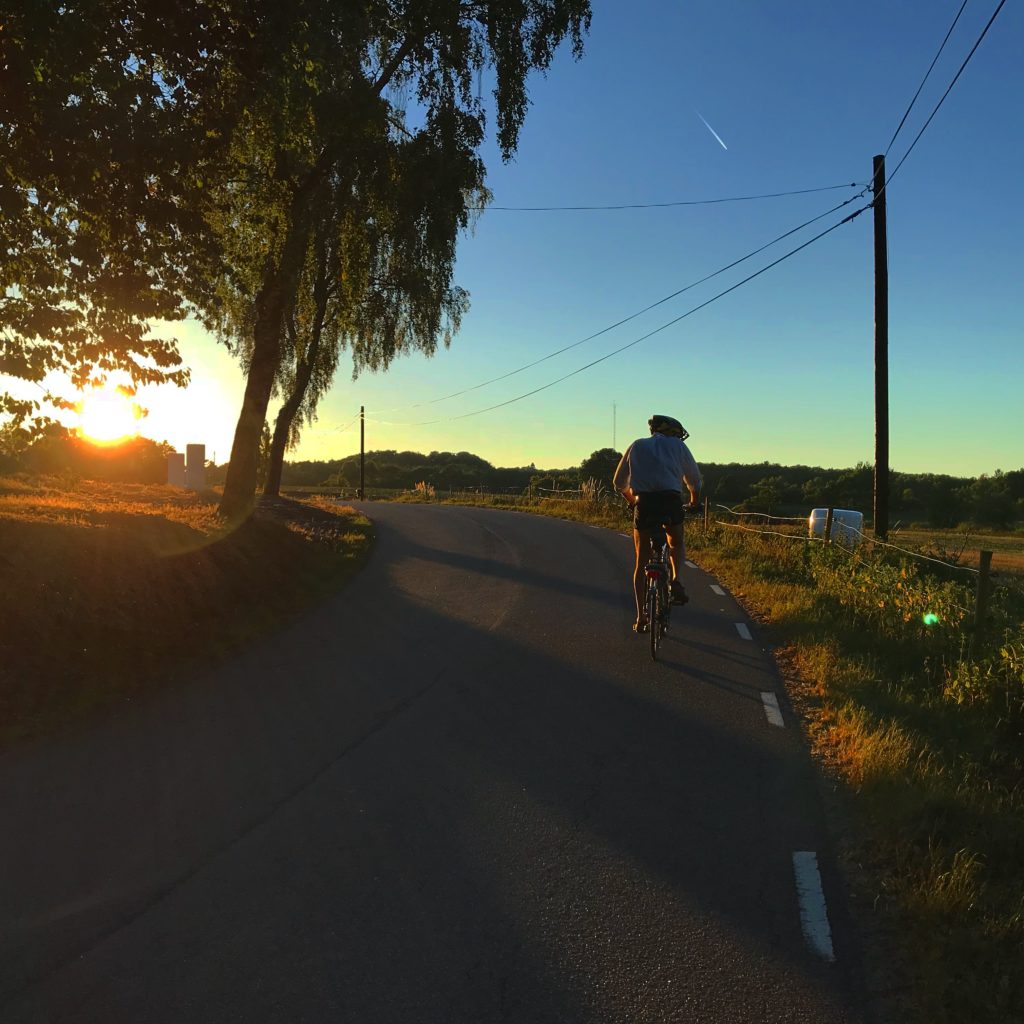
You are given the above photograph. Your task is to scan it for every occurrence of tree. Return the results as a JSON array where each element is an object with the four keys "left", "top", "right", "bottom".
[
  {"left": 1, "top": 3, "right": 245, "bottom": 432},
  {"left": 578, "top": 448, "right": 622, "bottom": 487},
  {"left": 261, "top": 131, "right": 474, "bottom": 496},
  {"left": 212, "top": 1, "right": 591, "bottom": 518}
]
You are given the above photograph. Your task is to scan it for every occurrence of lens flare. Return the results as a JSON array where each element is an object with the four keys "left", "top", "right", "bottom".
[
  {"left": 76, "top": 381, "right": 143, "bottom": 446},
  {"left": 923, "top": 612, "right": 940, "bottom": 627}
]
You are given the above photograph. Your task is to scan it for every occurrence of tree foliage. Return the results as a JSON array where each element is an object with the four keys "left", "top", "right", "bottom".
[
  {"left": 1, "top": 2, "right": 243, "bottom": 429},
  {"left": 579, "top": 448, "right": 623, "bottom": 487}
]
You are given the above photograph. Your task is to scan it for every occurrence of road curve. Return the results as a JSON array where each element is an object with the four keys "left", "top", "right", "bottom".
[{"left": 0, "top": 501, "right": 867, "bottom": 1023}]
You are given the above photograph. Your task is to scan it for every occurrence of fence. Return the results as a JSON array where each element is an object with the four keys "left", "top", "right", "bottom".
[{"left": 709, "top": 503, "right": 999, "bottom": 633}]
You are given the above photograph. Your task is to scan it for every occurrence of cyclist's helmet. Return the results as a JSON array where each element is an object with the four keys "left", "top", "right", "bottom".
[{"left": 648, "top": 414, "right": 689, "bottom": 441}]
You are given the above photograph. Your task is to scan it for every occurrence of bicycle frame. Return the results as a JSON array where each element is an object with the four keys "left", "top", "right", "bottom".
[{"left": 644, "top": 523, "right": 672, "bottom": 659}]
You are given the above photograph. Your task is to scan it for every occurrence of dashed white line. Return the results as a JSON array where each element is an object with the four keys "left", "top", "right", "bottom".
[
  {"left": 761, "top": 692, "right": 785, "bottom": 728},
  {"left": 793, "top": 852, "right": 836, "bottom": 962},
  {"left": 734, "top": 622, "right": 752, "bottom": 640},
  {"left": 684, "top": 560, "right": 697, "bottom": 569},
  {"left": 710, "top": 584, "right": 725, "bottom": 596}
]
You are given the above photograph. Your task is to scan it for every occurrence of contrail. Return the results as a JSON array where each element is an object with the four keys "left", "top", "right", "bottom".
[{"left": 696, "top": 110, "right": 728, "bottom": 150}]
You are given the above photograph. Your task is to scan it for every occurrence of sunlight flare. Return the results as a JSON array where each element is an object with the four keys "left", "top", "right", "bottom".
[{"left": 76, "top": 381, "right": 144, "bottom": 446}]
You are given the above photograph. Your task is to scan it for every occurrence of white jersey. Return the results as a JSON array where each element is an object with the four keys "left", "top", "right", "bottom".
[{"left": 613, "top": 434, "right": 702, "bottom": 495}]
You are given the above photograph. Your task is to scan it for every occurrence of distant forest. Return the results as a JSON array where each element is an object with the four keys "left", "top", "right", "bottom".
[
  {"left": 208, "top": 447, "right": 1024, "bottom": 530},
  {"left": 8, "top": 433, "right": 1018, "bottom": 529}
]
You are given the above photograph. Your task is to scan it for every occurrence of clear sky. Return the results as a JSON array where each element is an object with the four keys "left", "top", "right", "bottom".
[{"left": 88, "top": 1, "right": 1024, "bottom": 475}]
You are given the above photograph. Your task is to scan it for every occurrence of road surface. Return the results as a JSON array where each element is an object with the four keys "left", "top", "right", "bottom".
[{"left": 0, "top": 502, "right": 868, "bottom": 1022}]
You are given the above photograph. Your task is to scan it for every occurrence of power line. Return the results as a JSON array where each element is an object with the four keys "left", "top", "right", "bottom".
[
  {"left": 473, "top": 182, "right": 860, "bottom": 212},
  {"left": 370, "top": 185, "right": 868, "bottom": 415},
  {"left": 402, "top": 201, "right": 870, "bottom": 426},
  {"left": 885, "top": 0, "right": 970, "bottom": 156},
  {"left": 882, "top": 0, "right": 1007, "bottom": 194}
]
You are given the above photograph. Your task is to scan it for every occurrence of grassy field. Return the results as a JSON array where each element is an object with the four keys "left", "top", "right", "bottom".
[
  {"left": 894, "top": 526, "right": 1024, "bottom": 576},
  {"left": 0, "top": 478, "right": 372, "bottom": 749},
  {"left": 378, "top": 488, "right": 1024, "bottom": 1024}
]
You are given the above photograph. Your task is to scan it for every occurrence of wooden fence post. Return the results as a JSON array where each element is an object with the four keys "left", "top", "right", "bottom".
[
  {"left": 974, "top": 550, "right": 993, "bottom": 635},
  {"left": 824, "top": 506, "right": 834, "bottom": 545}
]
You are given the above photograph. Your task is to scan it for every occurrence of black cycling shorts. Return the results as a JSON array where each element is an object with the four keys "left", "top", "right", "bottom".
[{"left": 633, "top": 490, "right": 685, "bottom": 531}]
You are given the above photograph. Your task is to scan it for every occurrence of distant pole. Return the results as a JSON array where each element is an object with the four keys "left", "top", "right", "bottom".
[
  {"left": 359, "top": 405, "right": 365, "bottom": 500},
  {"left": 872, "top": 154, "right": 890, "bottom": 541}
]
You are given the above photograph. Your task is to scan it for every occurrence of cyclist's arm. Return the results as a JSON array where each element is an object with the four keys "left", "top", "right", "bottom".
[
  {"left": 612, "top": 444, "right": 634, "bottom": 503},
  {"left": 680, "top": 443, "right": 702, "bottom": 507}
]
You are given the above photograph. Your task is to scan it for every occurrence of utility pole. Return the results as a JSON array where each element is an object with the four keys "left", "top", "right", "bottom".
[
  {"left": 872, "top": 154, "right": 890, "bottom": 541},
  {"left": 359, "top": 405, "right": 365, "bottom": 500}
]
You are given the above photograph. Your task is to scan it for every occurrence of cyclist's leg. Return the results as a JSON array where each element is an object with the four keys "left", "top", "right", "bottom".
[
  {"left": 665, "top": 515, "right": 689, "bottom": 604},
  {"left": 632, "top": 526, "right": 651, "bottom": 626},
  {"left": 665, "top": 520, "right": 685, "bottom": 581}
]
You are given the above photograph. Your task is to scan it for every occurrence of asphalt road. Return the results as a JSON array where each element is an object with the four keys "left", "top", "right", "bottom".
[{"left": 1, "top": 502, "right": 868, "bottom": 1023}]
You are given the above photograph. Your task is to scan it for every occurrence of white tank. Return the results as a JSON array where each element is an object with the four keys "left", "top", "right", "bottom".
[
  {"left": 167, "top": 452, "right": 186, "bottom": 488},
  {"left": 185, "top": 444, "right": 206, "bottom": 491},
  {"left": 809, "top": 508, "right": 864, "bottom": 545}
]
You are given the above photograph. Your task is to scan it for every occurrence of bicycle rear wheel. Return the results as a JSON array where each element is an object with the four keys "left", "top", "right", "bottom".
[{"left": 647, "top": 582, "right": 660, "bottom": 660}]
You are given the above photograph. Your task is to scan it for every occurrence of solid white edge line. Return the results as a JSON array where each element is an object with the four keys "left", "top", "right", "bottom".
[
  {"left": 761, "top": 692, "right": 785, "bottom": 728},
  {"left": 734, "top": 622, "right": 753, "bottom": 640},
  {"left": 710, "top": 584, "right": 725, "bottom": 596},
  {"left": 793, "top": 852, "right": 836, "bottom": 962}
]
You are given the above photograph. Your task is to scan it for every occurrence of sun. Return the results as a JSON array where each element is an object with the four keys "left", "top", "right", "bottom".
[{"left": 76, "top": 382, "right": 143, "bottom": 446}]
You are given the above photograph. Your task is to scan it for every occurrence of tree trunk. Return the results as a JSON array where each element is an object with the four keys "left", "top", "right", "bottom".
[
  {"left": 218, "top": 176, "right": 322, "bottom": 519},
  {"left": 218, "top": 313, "right": 281, "bottom": 519},
  {"left": 263, "top": 337, "right": 319, "bottom": 497},
  {"left": 263, "top": 234, "right": 333, "bottom": 498}
]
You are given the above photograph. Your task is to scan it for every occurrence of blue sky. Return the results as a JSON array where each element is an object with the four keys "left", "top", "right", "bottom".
[{"left": 148, "top": 0, "right": 1022, "bottom": 476}]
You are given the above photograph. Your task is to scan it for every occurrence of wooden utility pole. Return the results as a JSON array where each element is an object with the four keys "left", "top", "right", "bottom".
[
  {"left": 872, "top": 155, "right": 890, "bottom": 541},
  {"left": 974, "top": 550, "right": 993, "bottom": 636},
  {"left": 359, "top": 405, "right": 365, "bottom": 500}
]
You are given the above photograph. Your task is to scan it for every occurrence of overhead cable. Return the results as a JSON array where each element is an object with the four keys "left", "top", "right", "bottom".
[
  {"left": 881, "top": 0, "right": 1007, "bottom": 195},
  {"left": 473, "top": 182, "right": 860, "bottom": 212},
  {"left": 369, "top": 186, "right": 868, "bottom": 416},
  {"left": 885, "top": 0, "right": 970, "bottom": 155},
  {"left": 402, "top": 202, "right": 870, "bottom": 426}
]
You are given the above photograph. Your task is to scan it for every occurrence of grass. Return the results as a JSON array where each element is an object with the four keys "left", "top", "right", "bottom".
[
  {"left": 0, "top": 477, "right": 372, "bottom": 749},
  {"left": 895, "top": 526, "right": 1024, "bottom": 576},
  {"left": 380, "top": 487, "right": 1024, "bottom": 1024}
]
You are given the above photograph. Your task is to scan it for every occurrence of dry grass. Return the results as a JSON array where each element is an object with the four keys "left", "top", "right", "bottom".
[{"left": 0, "top": 478, "right": 372, "bottom": 748}]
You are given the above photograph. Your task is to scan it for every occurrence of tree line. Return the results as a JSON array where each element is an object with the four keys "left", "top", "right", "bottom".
[
  {"left": 206, "top": 445, "right": 1024, "bottom": 529},
  {"left": 2, "top": 2, "right": 592, "bottom": 519}
]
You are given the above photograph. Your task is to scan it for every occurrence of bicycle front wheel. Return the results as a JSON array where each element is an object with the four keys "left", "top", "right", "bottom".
[{"left": 647, "top": 582, "right": 660, "bottom": 660}]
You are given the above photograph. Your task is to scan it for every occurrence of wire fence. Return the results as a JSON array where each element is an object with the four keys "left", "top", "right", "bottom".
[
  {"left": 709, "top": 504, "right": 986, "bottom": 577},
  {"left": 708, "top": 507, "right": 987, "bottom": 621}
]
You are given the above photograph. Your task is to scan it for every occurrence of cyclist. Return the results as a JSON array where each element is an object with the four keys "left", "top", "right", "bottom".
[{"left": 613, "top": 414, "right": 702, "bottom": 633}]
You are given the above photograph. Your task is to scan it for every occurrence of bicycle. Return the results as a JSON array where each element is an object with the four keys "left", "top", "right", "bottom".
[{"left": 644, "top": 522, "right": 673, "bottom": 661}]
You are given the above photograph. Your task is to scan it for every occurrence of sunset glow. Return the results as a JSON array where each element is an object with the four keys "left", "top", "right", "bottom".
[{"left": 76, "top": 382, "right": 143, "bottom": 446}]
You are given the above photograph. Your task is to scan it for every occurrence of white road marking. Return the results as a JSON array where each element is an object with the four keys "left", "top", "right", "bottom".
[
  {"left": 793, "top": 852, "right": 836, "bottom": 962},
  {"left": 734, "top": 622, "right": 752, "bottom": 640},
  {"left": 710, "top": 584, "right": 725, "bottom": 596},
  {"left": 684, "top": 560, "right": 697, "bottom": 569},
  {"left": 761, "top": 692, "right": 785, "bottom": 728}
]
